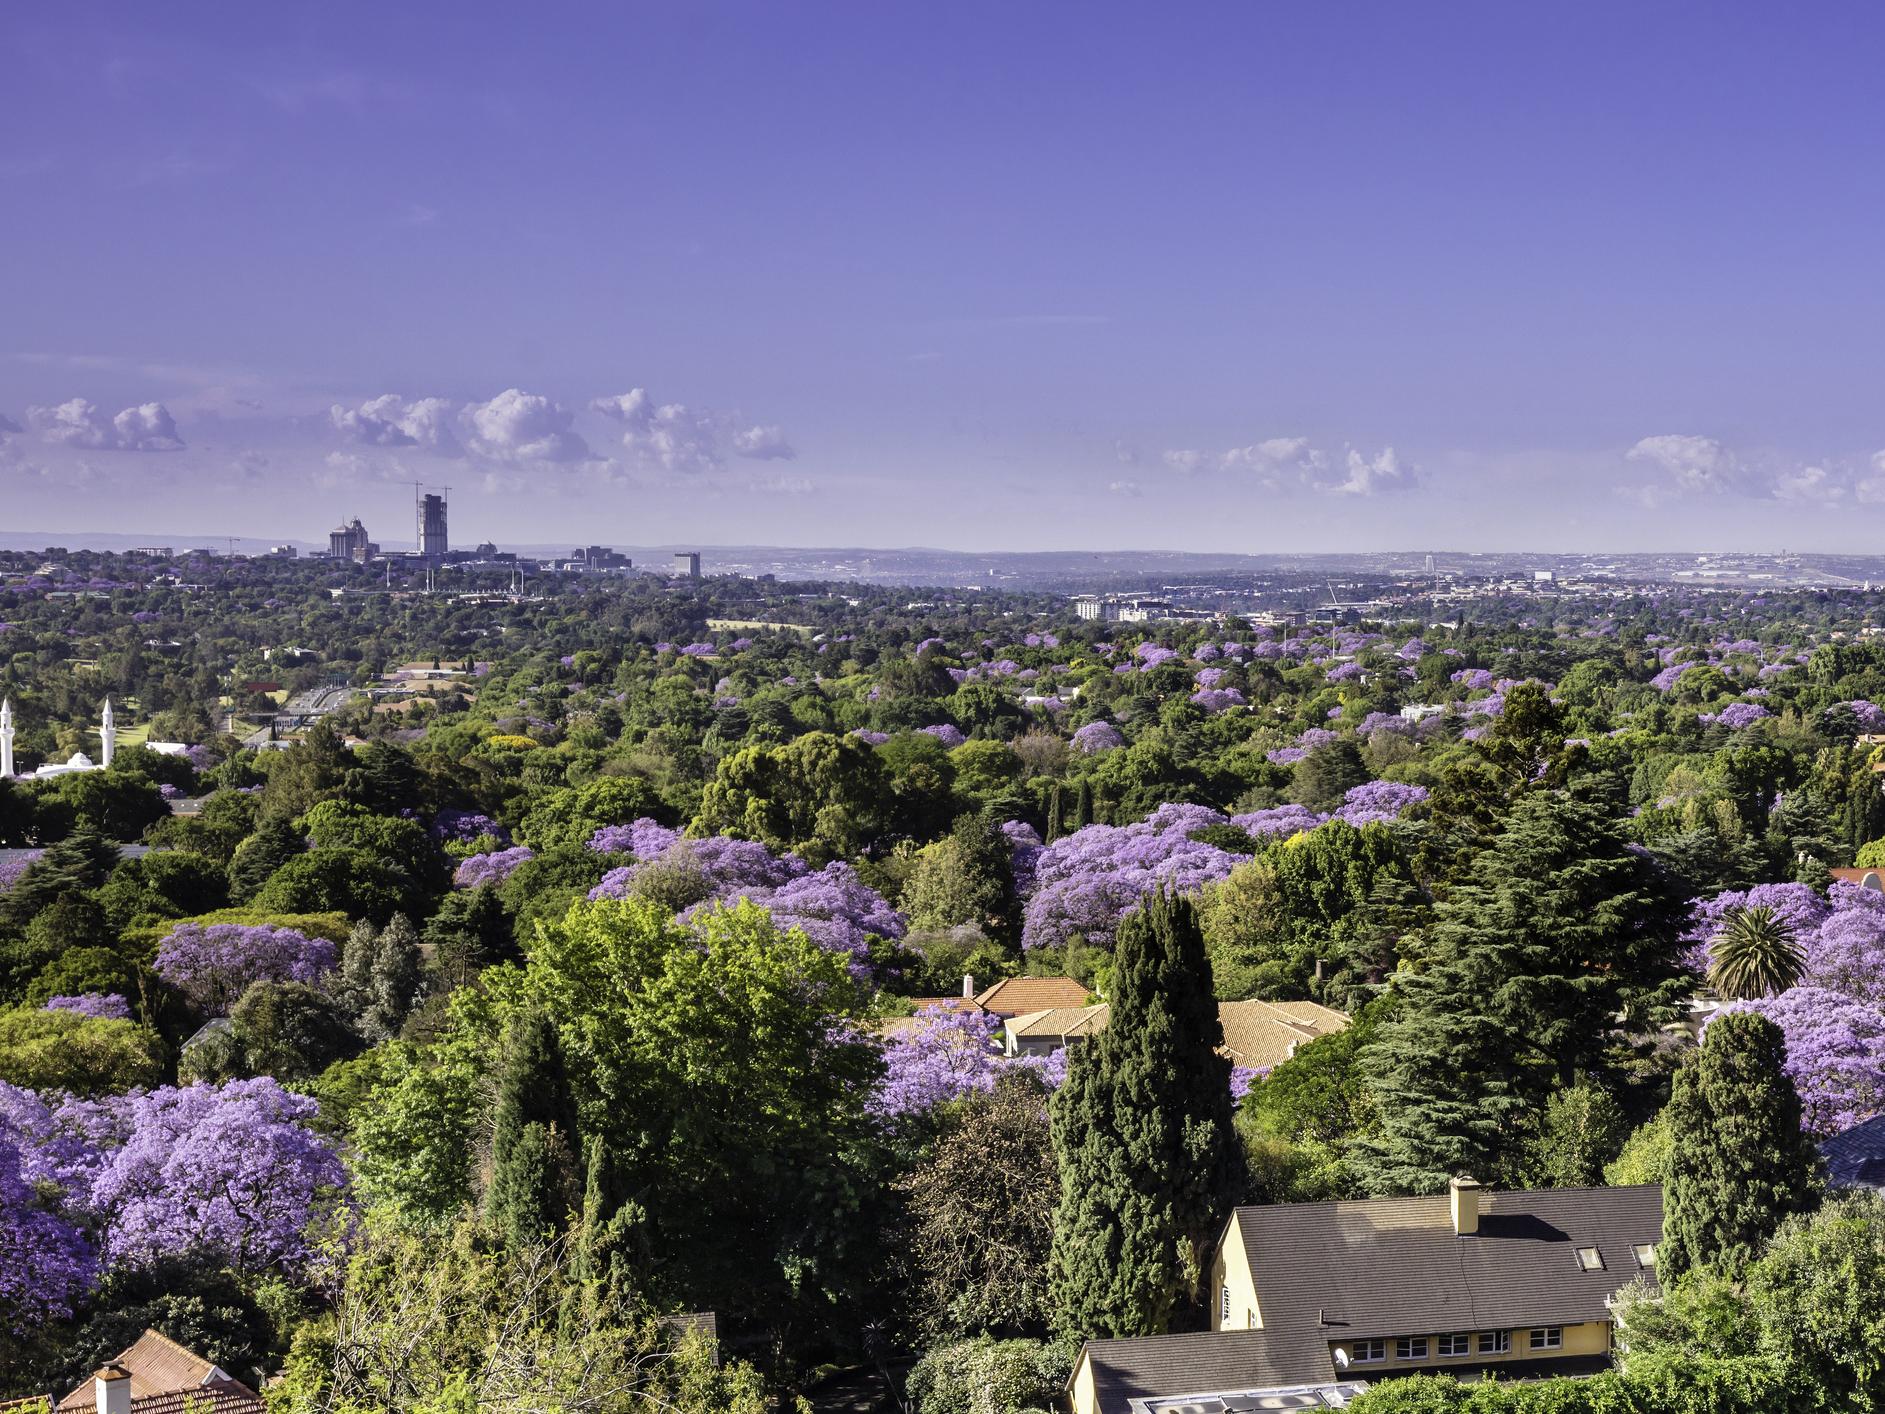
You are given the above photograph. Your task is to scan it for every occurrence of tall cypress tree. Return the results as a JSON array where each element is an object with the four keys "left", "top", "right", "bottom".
[
  {"left": 1661, "top": 1011, "right": 1823, "bottom": 1281},
  {"left": 1072, "top": 779, "right": 1094, "bottom": 831},
  {"left": 1353, "top": 791, "right": 1687, "bottom": 1194},
  {"left": 1049, "top": 890, "right": 1243, "bottom": 1337},
  {"left": 487, "top": 1009, "right": 583, "bottom": 1246}
]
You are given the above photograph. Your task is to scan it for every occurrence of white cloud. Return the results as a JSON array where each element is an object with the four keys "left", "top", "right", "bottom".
[
  {"left": 462, "top": 389, "right": 591, "bottom": 463},
  {"left": 732, "top": 424, "right": 796, "bottom": 460},
  {"left": 331, "top": 394, "right": 461, "bottom": 454},
  {"left": 26, "top": 398, "right": 184, "bottom": 451},
  {"left": 592, "top": 388, "right": 726, "bottom": 474},
  {"left": 1221, "top": 437, "right": 1330, "bottom": 484},
  {"left": 1114, "top": 439, "right": 1140, "bottom": 466},
  {"left": 1162, "top": 449, "right": 1209, "bottom": 474},
  {"left": 1334, "top": 445, "right": 1418, "bottom": 496},
  {"left": 1771, "top": 463, "right": 1845, "bottom": 503},
  {"left": 1108, "top": 479, "right": 1143, "bottom": 497},
  {"left": 1626, "top": 434, "right": 1743, "bottom": 494}
]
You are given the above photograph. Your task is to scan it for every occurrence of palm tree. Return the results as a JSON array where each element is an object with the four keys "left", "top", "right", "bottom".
[{"left": 1707, "top": 905, "right": 1806, "bottom": 1001}]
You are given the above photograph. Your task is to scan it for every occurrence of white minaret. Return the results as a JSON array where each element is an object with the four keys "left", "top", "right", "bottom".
[
  {"left": 0, "top": 699, "right": 13, "bottom": 779},
  {"left": 99, "top": 697, "right": 115, "bottom": 769}
]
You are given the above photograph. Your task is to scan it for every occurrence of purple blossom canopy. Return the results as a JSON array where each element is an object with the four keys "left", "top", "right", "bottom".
[
  {"left": 1072, "top": 721, "right": 1125, "bottom": 754},
  {"left": 452, "top": 844, "right": 535, "bottom": 889},
  {"left": 850, "top": 729, "right": 890, "bottom": 746},
  {"left": 85, "top": 1080, "right": 348, "bottom": 1276},
  {"left": 1325, "top": 662, "right": 1364, "bottom": 683},
  {"left": 0, "top": 1135, "right": 94, "bottom": 1333},
  {"left": 1002, "top": 821, "right": 1045, "bottom": 895},
  {"left": 589, "top": 828, "right": 811, "bottom": 902},
  {"left": 0, "top": 850, "right": 45, "bottom": 893},
  {"left": 1699, "top": 702, "right": 1772, "bottom": 729},
  {"left": 1719, "top": 989, "right": 1885, "bottom": 1138},
  {"left": 1189, "top": 688, "right": 1248, "bottom": 712},
  {"left": 154, "top": 923, "right": 338, "bottom": 1014},
  {"left": 1334, "top": 780, "right": 1430, "bottom": 826},
  {"left": 872, "top": 1007, "right": 1068, "bottom": 1120},
  {"left": 587, "top": 818, "right": 684, "bottom": 859},
  {"left": 1230, "top": 804, "right": 1328, "bottom": 837},
  {"left": 46, "top": 993, "right": 131, "bottom": 1021},
  {"left": 919, "top": 724, "right": 967, "bottom": 748}
]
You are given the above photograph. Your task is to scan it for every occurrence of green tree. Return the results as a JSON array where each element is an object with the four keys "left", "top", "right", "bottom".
[
  {"left": 226, "top": 819, "right": 306, "bottom": 902},
  {"left": 1706, "top": 906, "right": 1806, "bottom": 1001},
  {"left": 1353, "top": 792, "right": 1686, "bottom": 1194},
  {"left": 486, "top": 1010, "right": 582, "bottom": 1247},
  {"left": 1523, "top": 1083, "right": 1629, "bottom": 1188},
  {"left": 1661, "top": 1011, "right": 1822, "bottom": 1282},
  {"left": 524, "top": 896, "right": 887, "bottom": 1361},
  {"left": 424, "top": 886, "right": 518, "bottom": 989},
  {"left": 902, "top": 812, "right": 1022, "bottom": 948},
  {"left": 337, "top": 913, "right": 425, "bottom": 1042},
  {"left": 694, "top": 732, "right": 889, "bottom": 862},
  {"left": 901, "top": 1074, "right": 1058, "bottom": 1341},
  {"left": 1049, "top": 891, "right": 1243, "bottom": 1337},
  {"left": 226, "top": 980, "right": 363, "bottom": 1082},
  {"left": 516, "top": 776, "right": 669, "bottom": 851},
  {"left": 1289, "top": 739, "right": 1369, "bottom": 812},
  {"left": 0, "top": 1006, "right": 163, "bottom": 1094}
]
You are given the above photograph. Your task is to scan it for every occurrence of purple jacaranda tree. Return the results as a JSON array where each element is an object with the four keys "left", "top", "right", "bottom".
[
  {"left": 919, "top": 724, "right": 967, "bottom": 748},
  {"left": 0, "top": 1135, "right": 95, "bottom": 1334},
  {"left": 154, "top": 923, "right": 338, "bottom": 1015},
  {"left": 452, "top": 844, "right": 535, "bottom": 889},
  {"left": 1718, "top": 989, "right": 1885, "bottom": 1138},
  {"left": 1699, "top": 702, "right": 1772, "bottom": 729},
  {"left": 1071, "top": 721, "right": 1124, "bottom": 754},
  {"left": 872, "top": 1007, "right": 1073, "bottom": 1121},
  {"left": 45, "top": 993, "right": 131, "bottom": 1021},
  {"left": 1334, "top": 780, "right": 1431, "bottom": 826},
  {"left": 0, "top": 850, "right": 44, "bottom": 893},
  {"left": 1002, "top": 821, "right": 1045, "bottom": 895},
  {"left": 87, "top": 1079, "right": 347, "bottom": 1277},
  {"left": 587, "top": 818, "right": 684, "bottom": 859},
  {"left": 589, "top": 826, "right": 810, "bottom": 900},
  {"left": 1189, "top": 688, "right": 1247, "bottom": 712},
  {"left": 1022, "top": 803, "right": 1244, "bottom": 950},
  {"left": 1231, "top": 804, "right": 1328, "bottom": 838}
]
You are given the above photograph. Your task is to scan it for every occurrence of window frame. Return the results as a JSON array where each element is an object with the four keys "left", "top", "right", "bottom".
[
  {"left": 1574, "top": 1246, "right": 1604, "bottom": 1271},
  {"left": 1220, "top": 1286, "right": 1230, "bottom": 1324},
  {"left": 1437, "top": 1333, "right": 1472, "bottom": 1358},
  {"left": 1352, "top": 1339, "right": 1387, "bottom": 1364},
  {"left": 1531, "top": 1326, "right": 1564, "bottom": 1351},
  {"left": 1395, "top": 1336, "right": 1429, "bottom": 1362},
  {"left": 1478, "top": 1330, "right": 1511, "bottom": 1355},
  {"left": 1632, "top": 1242, "right": 1658, "bottom": 1269}
]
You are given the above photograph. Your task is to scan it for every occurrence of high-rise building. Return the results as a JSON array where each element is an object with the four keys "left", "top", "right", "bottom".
[
  {"left": 329, "top": 518, "right": 372, "bottom": 562},
  {"left": 674, "top": 551, "right": 701, "bottom": 579},
  {"left": 418, "top": 492, "right": 448, "bottom": 560}
]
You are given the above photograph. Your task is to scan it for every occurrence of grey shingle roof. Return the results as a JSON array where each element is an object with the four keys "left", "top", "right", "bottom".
[
  {"left": 1232, "top": 1184, "right": 1662, "bottom": 1341},
  {"left": 1080, "top": 1328, "right": 1340, "bottom": 1410},
  {"left": 1823, "top": 1114, "right": 1885, "bottom": 1188}
]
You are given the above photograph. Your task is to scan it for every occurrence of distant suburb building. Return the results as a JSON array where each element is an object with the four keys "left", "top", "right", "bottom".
[
  {"left": 1067, "top": 1180, "right": 1664, "bottom": 1414},
  {"left": 328, "top": 518, "right": 374, "bottom": 563}
]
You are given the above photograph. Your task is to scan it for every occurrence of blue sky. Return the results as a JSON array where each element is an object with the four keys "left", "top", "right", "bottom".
[{"left": 5, "top": 2, "right": 1885, "bottom": 551}]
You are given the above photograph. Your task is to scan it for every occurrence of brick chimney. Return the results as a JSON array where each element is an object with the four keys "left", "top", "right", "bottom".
[
  {"left": 93, "top": 1363, "right": 131, "bottom": 1414},
  {"left": 1449, "top": 1176, "right": 1482, "bottom": 1237},
  {"left": 962, "top": 973, "right": 975, "bottom": 999}
]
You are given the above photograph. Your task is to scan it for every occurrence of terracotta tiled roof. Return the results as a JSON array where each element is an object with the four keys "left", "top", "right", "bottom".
[
  {"left": 971, "top": 976, "right": 1092, "bottom": 1016},
  {"left": 1830, "top": 867, "right": 1885, "bottom": 891},
  {"left": 58, "top": 1332, "right": 255, "bottom": 1412},
  {"left": 123, "top": 1382, "right": 264, "bottom": 1414},
  {"left": 1005, "top": 998, "right": 1348, "bottom": 1068},
  {"left": 1007, "top": 1004, "right": 1110, "bottom": 1039},
  {"left": 1217, "top": 999, "right": 1349, "bottom": 1068}
]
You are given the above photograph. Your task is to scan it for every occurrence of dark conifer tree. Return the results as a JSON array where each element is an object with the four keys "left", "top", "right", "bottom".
[
  {"left": 1661, "top": 1011, "right": 1822, "bottom": 1281},
  {"left": 1049, "top": 890, "right": 1243, "bottom": 1337},
  {"left": 1353, "top": 791, "right": 1687, "bottom": 1194},
  {"left": 424, "top": 885, "right": 518, "bottom": 988},
  {"left": 487, "top": 1010, "right": 583, "bottom": 1247},
  {"left": 226, "top": 819, "right": 304, "bottom": 902},
  {"left": 1072, "top": 778, "right": 1094, "bottom": 831}
]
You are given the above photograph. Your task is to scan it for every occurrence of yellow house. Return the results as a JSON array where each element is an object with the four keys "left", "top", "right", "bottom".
[{"left": 1069, "top": 1180, "right": 1663, "bottom": 1414}]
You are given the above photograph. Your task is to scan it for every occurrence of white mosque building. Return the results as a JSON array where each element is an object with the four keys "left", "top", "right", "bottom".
[{"left": 0, "top": 698, "right": 192, "bottom": 780}]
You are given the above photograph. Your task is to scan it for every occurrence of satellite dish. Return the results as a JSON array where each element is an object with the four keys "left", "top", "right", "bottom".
[{"left": 1332, "top": 1348, "right": 1350, "bottom": 1370}]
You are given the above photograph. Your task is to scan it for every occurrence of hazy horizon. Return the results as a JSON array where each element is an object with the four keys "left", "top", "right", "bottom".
[{"left": 7, "top": 3, "right": 1885, "bottom": 551}]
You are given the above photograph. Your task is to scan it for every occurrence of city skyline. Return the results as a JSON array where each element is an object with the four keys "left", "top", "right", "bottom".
[{"left": 7, "top": 3, "right": 1885, "bottom": 552}]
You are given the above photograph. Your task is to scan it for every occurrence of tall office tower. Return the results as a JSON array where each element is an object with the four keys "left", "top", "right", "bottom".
[
  {"left": 329, "top": 518, "right": 371, "bottom": 562},
  {"left": 674, "top": 551, "right": 701, "bottom": 579},
  {"left": 419, "top": 492, "right": 449, "bottom": 559}
]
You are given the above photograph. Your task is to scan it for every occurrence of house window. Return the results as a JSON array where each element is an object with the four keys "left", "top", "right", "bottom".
[
  {"left": 1437, "top": 1333, "right": 1472, "bottom": 1357},
  {"left": 1352, "top": 1340, "right": 1386, "bottom": 1363},
  {"left": 1395, "top": 1337, "right": 1429, "bottom": 1361},
  {"left": 1220, "top": 1287, "right": 1230, "bottom": 1324},
  {"left": 1247, "top": 1311, "right": 1258, "bottom": 1330},
  {"left": 1478, "top": 1331, "right": 1510, "bottom": 1354},
  {"left": 1574, "top": 1246, "right": 1604, "bottom": 1271},
  {"left": 1632, "top": 1242, "right": 1657, "bottom": 1268},
  {"left": 1532, "top": 1327, "right": 1563, "bottom": 1351}
]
